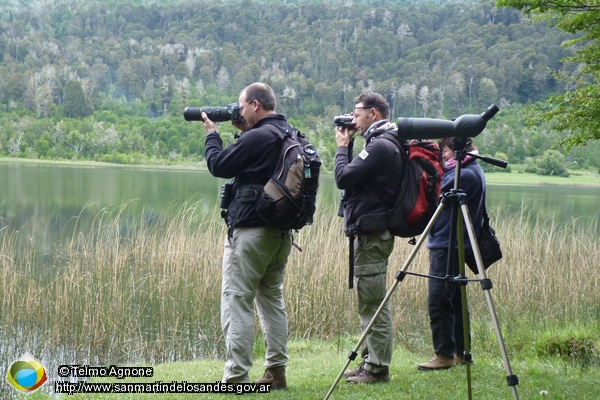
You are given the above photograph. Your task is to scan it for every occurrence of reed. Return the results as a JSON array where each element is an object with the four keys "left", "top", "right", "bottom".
[{"left": 0, "top": 201, "right": 598, "bottom": 370}]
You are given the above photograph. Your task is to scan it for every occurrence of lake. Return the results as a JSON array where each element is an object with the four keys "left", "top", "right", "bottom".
[
  {"left": 1, "top": 161, "right": 598, "bottom": 262},
  {"left": 2, "top": 161, "right": 599, "bottom": 227}
]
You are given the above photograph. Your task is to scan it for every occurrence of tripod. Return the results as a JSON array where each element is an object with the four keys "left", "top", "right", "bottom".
[{"left": 324, "top": 138, "right": 519, "bottom": 400}]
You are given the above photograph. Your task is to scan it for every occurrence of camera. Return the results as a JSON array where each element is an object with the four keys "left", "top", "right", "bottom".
[
  {"left": 219, "top": 182, "right": 234, "bottom": 210},
  {"left": 183, "top": 103, "right": 242, "bottom": 123},
  {"left": 219, "top": 181, "right": 234, "bottom": 218},
  {"left": 337, "top": 189, "right": 349, "bottom": 218},
  {"left": 334, "top": 115, "right": 355, "bottom": 128}
]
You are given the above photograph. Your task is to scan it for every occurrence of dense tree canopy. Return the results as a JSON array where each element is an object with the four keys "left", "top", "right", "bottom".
[
  {"left": 496, "top": 0, "right": 600, "bottom": 149},
  {"left": 0, "top": 0, "right": 596, "bottom": 173}
]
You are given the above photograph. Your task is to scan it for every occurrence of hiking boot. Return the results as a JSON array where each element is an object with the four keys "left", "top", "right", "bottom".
[
  {"left": 346, "top": 368, "right": 390, "bottom": 384},
  {"left": 253, "top": 366, "right": 287, "bottom": 390},
  {"left": 343, "top": 361, "right": 365, "bottom": 378},
  {"left": 417, "top": 354, "right": 455, "bottom": 371}
]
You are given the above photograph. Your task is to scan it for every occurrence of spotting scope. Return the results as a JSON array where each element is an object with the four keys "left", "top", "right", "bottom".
[{"left": 397, "top": 104, "right": 499, "bottom": 140}]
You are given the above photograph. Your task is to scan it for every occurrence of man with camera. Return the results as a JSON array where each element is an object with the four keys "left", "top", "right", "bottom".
[
  {"left": 334, "top": 92, "right": 405, "bottom": 384},
  {"left": 201, "top": 82, "right": 293, "bottom": 389}
]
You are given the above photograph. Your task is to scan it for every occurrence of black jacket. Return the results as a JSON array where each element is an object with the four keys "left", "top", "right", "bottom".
[
  {"left": 334, "top": 123, "right": 405, "bottom": 236},
  {"left": 205, "top": 114, "right": 293, "bottom": 228}
]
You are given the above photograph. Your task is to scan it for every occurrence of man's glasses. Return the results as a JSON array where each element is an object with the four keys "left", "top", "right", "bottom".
[{"left": 239, "top": 100, "right": 254, "bottom": 112}]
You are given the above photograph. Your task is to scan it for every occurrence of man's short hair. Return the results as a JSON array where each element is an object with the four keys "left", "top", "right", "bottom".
[
  {"left": 355, "top": 92, "right": 390, "bottom": 119},
  {"left": 242, "top": 82, "right": 276, "bottom": 111}
]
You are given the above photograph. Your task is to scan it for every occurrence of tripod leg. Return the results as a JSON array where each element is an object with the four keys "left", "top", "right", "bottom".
[
  {"left": 323, "top": 202, "right": 447, "bottom": 400},
  {"left": 456, "top": 210, "right": 473, "bottom": 400},
  {"left": 461, "top": 203, "right": 520, "bottom": 400}
]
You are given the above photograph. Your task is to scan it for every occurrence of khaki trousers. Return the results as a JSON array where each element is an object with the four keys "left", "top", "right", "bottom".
[
  {"left": 221, "top": 226, "right": 292, "bottom": 383},
  {"left": 354, "top": 230, "right": 395, "bottom": 373}
]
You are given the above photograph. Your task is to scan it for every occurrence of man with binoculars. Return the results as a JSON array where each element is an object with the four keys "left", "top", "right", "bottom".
[{"left": 334, "top": 92, "right": 405, "bottom": 384}]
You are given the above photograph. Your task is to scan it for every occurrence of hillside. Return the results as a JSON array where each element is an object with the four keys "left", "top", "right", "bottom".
[{"left": 2, "top": 0, "right": 597, "bottom": 172}]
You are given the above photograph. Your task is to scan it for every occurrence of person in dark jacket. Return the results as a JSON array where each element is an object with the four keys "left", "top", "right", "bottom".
[
  {"left": 202, "top": 82, "right": 292, "bottom": 389},
  {"left": 418, "top": 136, "right": 485, "bottom": 370},
  {"left": 334, "top": 92, "right": 404, "bottom": 384}
]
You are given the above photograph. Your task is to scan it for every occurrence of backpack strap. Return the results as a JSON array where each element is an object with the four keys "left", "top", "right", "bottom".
[
  {"left": 379, "top": 130, "right": 401, "bottom": 147},
  {"left": 263, "top": 123, "right": 304, "bottom": 141},
  {"left": 377, "top": 131, "right": 410, "bottom": 167},
  {"left": 263, "top": 124, "right": 289, "bottom": 140},
  {"left": 471, "top": 167, "right": 488, "bottom": 228}
]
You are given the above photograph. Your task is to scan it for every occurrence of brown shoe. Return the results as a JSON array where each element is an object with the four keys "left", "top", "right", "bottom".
[
  {"left": 417, "top": 354, "right": 455, "bottom": 371},
  {"left": 254, "top": 366, "right": 287, "bottom": 390},
  {"left": 343, "top": 361, "right": 365, "bottom": 378},
  {"left": 346, "top": 368, "right": 390, "bottom": 384}
]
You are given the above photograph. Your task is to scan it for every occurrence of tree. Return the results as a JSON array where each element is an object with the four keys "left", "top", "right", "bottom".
[
  {"left": 535, "top": 149, "right": 569, "bottom": 177},
  {"left": 2, "top": 73, "right": 26, "bottom": 105},
  {"left": 173, "top": 62, "right": 190, "bottom": 81},
  {"left": 117, "top": 64, "right": 143, "bottom": 101},
  {"left": 34, "top": 138, "right": 50, "bottom": 157},
  {"left": 418, "top": 86, "right": 430, "bottom": 118},
  {"left": 63, "top": 80, "right": 91, "bottom": 118},
  {"left": 567, "top": 139, "right": 600, "bottom": 171},
  {"left": 33, "top": 84, "right": 55, "bottom": 118},
  {"left": 497, "top": 0, "right": 600, "bottom": 149}
]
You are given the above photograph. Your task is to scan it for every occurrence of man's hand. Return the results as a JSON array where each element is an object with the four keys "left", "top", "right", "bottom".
[
  {"left": 335, "top": 126, "right": 356, "bottom": 147},
  {"left": 231, "top": 120, "right": 244, "bottom": 132},
  {"left": 201, "top": 112, "right": 217, "bottom": 132}
]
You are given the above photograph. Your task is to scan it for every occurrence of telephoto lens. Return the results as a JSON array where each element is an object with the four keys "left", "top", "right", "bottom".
[
  {"left": 183, "top": 103, "right": 241, "bottom": 123},
  {"left": 183, "top": 107, "right": 204, "bottom": 121},
  {"left": 183, "top": 106, "right": 231, "bottom": 122}
]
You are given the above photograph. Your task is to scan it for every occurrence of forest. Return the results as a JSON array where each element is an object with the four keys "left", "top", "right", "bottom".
[{"left": 1, "top": 0, "right": 599, "bottom": 173}]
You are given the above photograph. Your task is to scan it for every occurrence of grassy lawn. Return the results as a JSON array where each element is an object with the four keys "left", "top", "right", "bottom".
[
  {"left": 485, "top": 165, "right": 600, "bottom": 187},
  {"left": 24, "top": 338, "right": 599, "bottom": 399}
]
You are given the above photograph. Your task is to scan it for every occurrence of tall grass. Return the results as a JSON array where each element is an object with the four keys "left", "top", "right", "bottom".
[{"left": 1, "top": 201, "right": 598, "bottom": 376}]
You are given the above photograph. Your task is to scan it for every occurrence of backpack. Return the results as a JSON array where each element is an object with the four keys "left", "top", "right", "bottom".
[
  {"left": 381, "top": 134, "right": 443, "bottom": 237},
  {"left": 254, "top": 125, "right": 322, "bottom": 230}
]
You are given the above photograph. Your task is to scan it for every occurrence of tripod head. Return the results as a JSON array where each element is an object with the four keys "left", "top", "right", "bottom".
[{"left": 452, "top": 136, "right": 508, "bottom": 169}]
